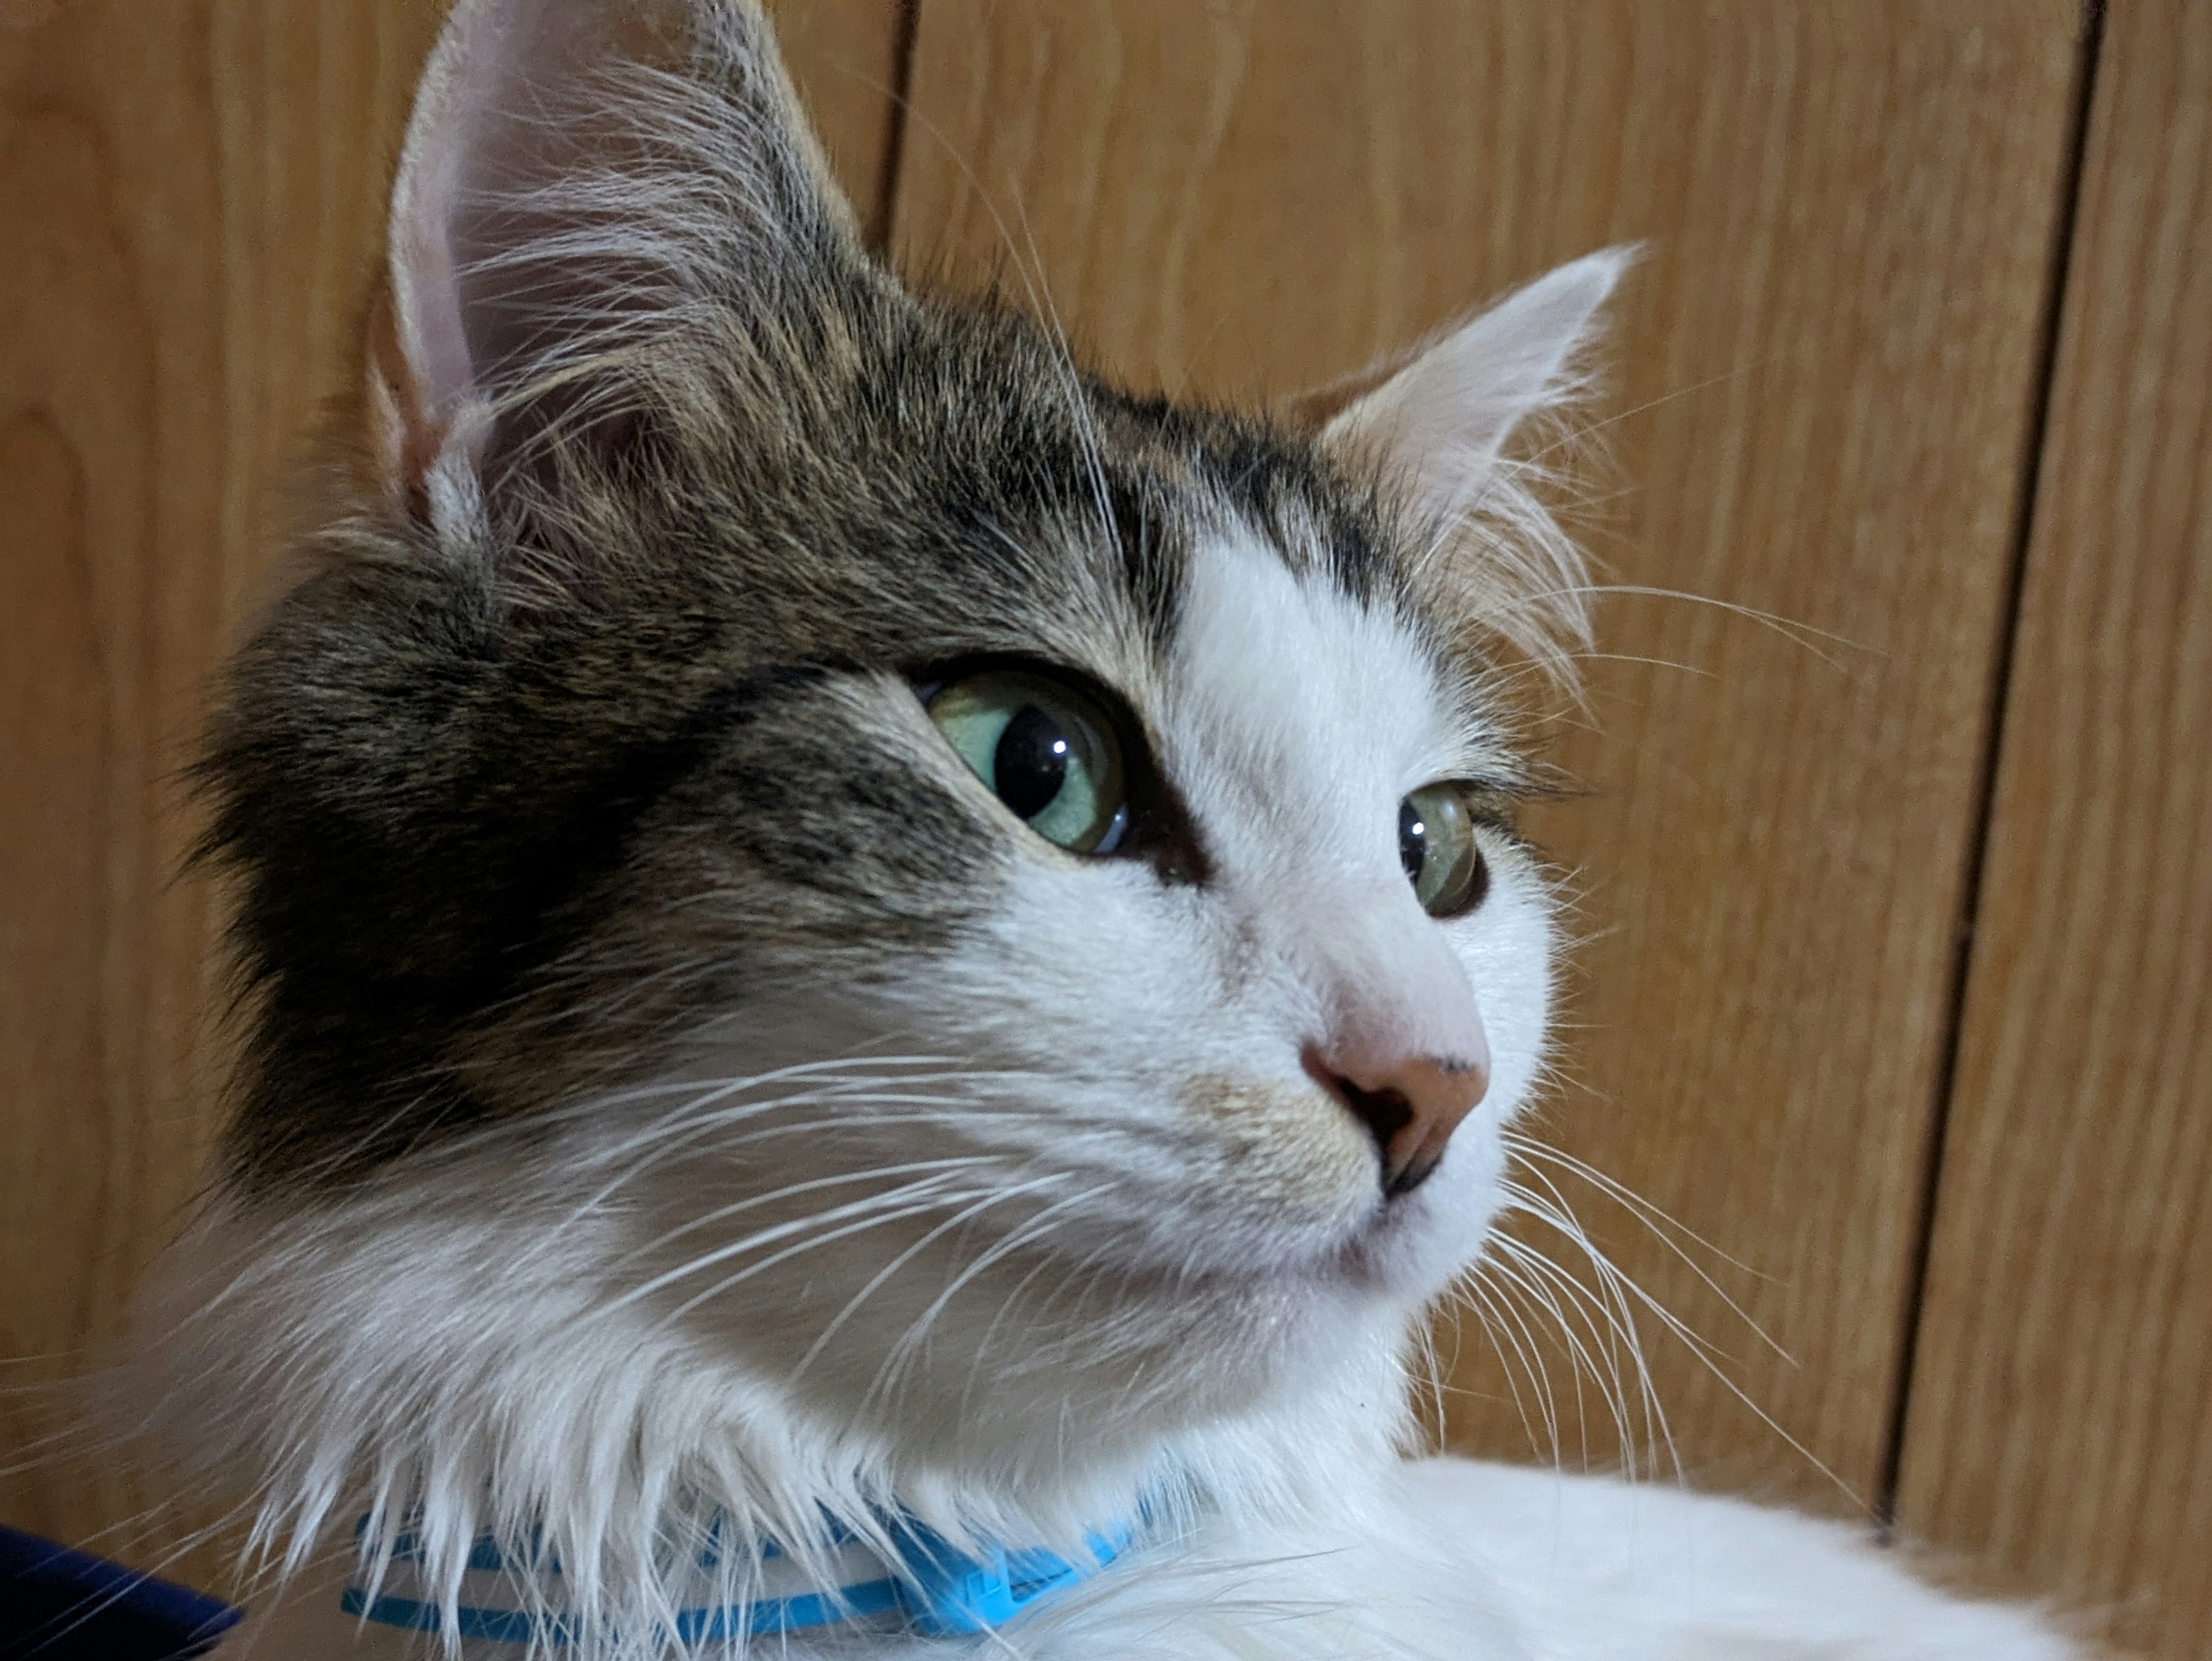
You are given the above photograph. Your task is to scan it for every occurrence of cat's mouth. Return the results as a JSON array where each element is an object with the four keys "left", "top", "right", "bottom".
[
  {"left": 1312, "top": 1130, "right": 1509, "bottom": 1305},
  {"left": 1330, "top": 1185, "right": 1450, "bottom": 1285}
]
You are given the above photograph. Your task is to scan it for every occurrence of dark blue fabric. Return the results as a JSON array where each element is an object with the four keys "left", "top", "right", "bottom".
[{"left": 0, "top": 1526, "right": 238, "bottom": 1661}]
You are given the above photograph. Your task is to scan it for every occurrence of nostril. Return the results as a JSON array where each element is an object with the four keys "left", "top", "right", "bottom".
[
  {"left": 1302, "top": 1041, "right": 1476, "bottom": 1200},
  {"left": 1338, "top": 1079, "right": 1445, "bottom": 1197},
  {"left": 1304, "top": 1043, "right": 1424, "bottom": 1193},
  {"left": 1336, "top": 1080, "right": 1414, "bottom": 1159}
]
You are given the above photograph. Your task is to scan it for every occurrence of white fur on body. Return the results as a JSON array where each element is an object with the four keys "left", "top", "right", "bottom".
[{"left": 219, "top": 1462, "right": 2081, "bottom": 1660}]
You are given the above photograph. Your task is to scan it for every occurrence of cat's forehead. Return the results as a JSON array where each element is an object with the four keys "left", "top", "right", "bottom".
[
  {"left": 704, "top": 305, "right": 1450, "bottom": 708},
  {"left": 949, "top": 365, "right": 1494, "bottom": 773},
  {"left": 1169, "top": 526, "right": 1469, "bottom": 774},
  {"left": 864, "top": 323, "right": 1419, "bottom": 649}
]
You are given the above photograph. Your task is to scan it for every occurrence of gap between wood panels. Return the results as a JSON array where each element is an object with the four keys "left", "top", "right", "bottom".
[
  {"left": 865, "top": 0, "right": 922, "bottom": 255},
  {"left": 1873, "top": 0, "right": 2111, "bottom": 1533}
]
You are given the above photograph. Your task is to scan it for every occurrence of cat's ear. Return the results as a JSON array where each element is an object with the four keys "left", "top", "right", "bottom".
[
  {"left": 365, "top": 0, "right": 865, "bottom": 498},
  {"left": 1287, "top": 248, "right": 1633, "bottom": 671},
  {"left": 1291, "top": 248, "right": 1633, "bottom": 533}
]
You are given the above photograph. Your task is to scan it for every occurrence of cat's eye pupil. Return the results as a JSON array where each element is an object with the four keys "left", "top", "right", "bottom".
[
  {"left": 1399, "top": 800, "right": 1429, "bottom": 886},
  {"left": 994, "top": 704, "right": 1070, "bottom": 820},
  {"left": 925, "top": 668, "right": 1130, "bottom": 856}
]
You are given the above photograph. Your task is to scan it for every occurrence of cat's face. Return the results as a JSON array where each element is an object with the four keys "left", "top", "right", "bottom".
[{"left": 185, "top": 0, "right": 1622, "bottom": 1500}]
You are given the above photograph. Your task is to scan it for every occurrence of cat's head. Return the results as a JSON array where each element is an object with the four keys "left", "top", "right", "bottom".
[{"left": 158, "top": 0, "right": 1623, "bottom": 1572}]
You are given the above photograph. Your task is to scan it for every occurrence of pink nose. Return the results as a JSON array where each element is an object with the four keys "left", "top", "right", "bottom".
[{"left": 1304, "top": 1039, "right": 1490, "bottom": 1198}]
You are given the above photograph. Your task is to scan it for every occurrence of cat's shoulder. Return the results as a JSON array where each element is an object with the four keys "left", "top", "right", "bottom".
[{"left": 1396, "top": 1457, "right": 2093, "bottom": 1660}]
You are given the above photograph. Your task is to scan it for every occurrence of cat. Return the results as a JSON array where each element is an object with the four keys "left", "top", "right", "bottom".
[{"left": 125, "top": 0, "right": 2090, "bottom": 1656}]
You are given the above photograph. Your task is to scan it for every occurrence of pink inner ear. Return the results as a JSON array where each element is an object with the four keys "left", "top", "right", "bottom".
[
  {"left": 378, "top": 0, "right": 521, "bottom": 470},
  {"left": 368, "top": 0, "right": 865, "bottom": 498},
  {"left": 389, "top": 141, "right": 475, "bottom": 438},
  {"left": 1315, "top": 249, "right": 1635, "bottom": 518},
  {"left": 377, "top": 0, "right": 641, "bottom": 463}
]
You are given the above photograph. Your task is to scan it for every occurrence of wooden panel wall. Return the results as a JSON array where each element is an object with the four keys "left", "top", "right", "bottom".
[
  {"left": 0, "top": 0, "right": 445, "bottom": 1569},
  {"left": 1895, "top": 4, "right": 2212, "bottom": 1656},
  {"left": 3, "top": 1, "right": 2207, "bottom": 1655},
  {"left": 891, "top": 0, "right": 2081, "bottom": 1511},
  {"left": 0, "top": 0, "right": 902, "bottom": 1571}
]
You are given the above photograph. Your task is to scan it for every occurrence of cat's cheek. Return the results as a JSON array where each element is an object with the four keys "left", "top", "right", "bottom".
[
  {"left": 1422, "top": 1120, "right": 1513, "bottom": 1270},
  {"left": 1443, "top": 850, "right": 1557, "bottom": 1129}
]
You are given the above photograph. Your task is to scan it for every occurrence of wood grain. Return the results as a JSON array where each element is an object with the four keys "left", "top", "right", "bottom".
[
  {"left": 767, "top": 0, "right": 910, "bottom": 251},
  {"left": 1894, "top": 4, "right": 2212, "bottom": 1655},
  {"left": 0, "top": 0, "right": 445, "bottom": 1577},
  {"left": 0, "top": 0, "right": 904, "bottom": 1573},
  {"left": 892, "top": 0, "right": 2085, "bottom": 1509}
]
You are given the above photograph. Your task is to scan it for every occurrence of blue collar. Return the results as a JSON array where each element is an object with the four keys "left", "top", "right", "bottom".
[{"left": 340, "top": 1513, "right": 1130, "bottom": 1645}]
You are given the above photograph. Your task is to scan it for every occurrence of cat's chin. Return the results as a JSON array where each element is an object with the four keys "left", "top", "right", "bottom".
[
  {"left": 1304, "top": 1120, "right": 1512, "bottom": 1300},
  {"left": 1328, "top": 1189, "right": 1489, "bottom": 1299},
  {"left": 609, "top": 1095, "right": 1506, "bottom": 1480},
  {"left": 792, "top": 1151, "right": 1506, "bottom": 1484}
]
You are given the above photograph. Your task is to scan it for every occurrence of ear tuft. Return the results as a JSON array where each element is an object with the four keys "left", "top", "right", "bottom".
[
  {"left": 1299, "top": 248, "right": 1637, "bottom": 678},
  {"left": 368, "top": 0, "right": 866, "bottom": 502}
]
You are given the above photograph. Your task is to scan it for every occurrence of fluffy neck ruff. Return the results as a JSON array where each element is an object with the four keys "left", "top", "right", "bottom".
[
  {"left": 340, "top": 1507, "right": 1134, "bottom": 1645},
  {"left": 128, "top": 1177, "right": 1420, "bottom": 1658}
]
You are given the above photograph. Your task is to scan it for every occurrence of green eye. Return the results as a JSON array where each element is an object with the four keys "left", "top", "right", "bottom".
[
  {"left": 926, "top": 669, "right": 1130, "bottom": 854},
  {"left": 1399, "top": 782, "right": 1490, "bottom": 918}
]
